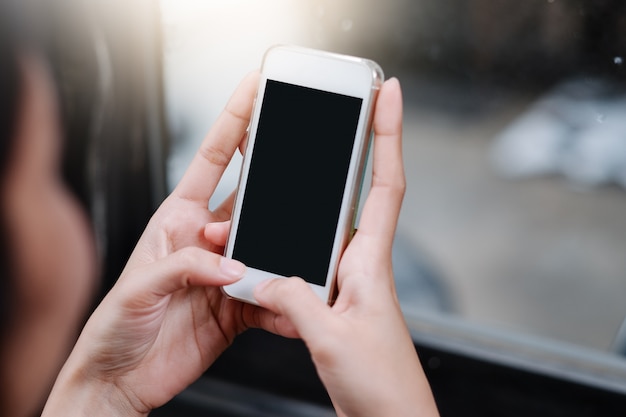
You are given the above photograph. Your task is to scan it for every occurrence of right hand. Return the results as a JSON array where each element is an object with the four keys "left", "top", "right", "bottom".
[{"left": 253, "top": 78, "right": 440, "bottom": 417}]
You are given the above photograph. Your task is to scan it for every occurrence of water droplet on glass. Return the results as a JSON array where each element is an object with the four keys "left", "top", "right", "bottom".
[
  {"left": 614, "top": 56, "right": 623, "bottom": 66},
  {"left": 340, "top": 18, "right": 353, "bottom": 32},
  {"left": 596, "top": 113, "right": 606, "bottom": 123}
]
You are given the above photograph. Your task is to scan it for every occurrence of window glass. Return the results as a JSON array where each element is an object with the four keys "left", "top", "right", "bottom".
[{"left": 161, "top": 0, "right": 626, "bottom": 359}]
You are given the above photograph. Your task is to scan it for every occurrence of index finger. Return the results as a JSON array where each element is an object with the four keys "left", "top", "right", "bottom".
[{"left": 173, "top": 71, "right": 259, "bottom": 204}]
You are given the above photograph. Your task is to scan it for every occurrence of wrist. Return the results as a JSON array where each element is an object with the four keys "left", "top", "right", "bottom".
[{"left": 42, "top": 353, "right": 147, "bottom": 417}]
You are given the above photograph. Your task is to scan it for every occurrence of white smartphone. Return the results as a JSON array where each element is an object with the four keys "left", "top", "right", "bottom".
[{"left": 222, "top": 45, "right": 384, "bottom": 305}]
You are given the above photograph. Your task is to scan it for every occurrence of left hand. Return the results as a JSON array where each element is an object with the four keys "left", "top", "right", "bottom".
[
  {"left": 251, "top": 78, "right": 439, "bottom": 417},
  {"left": 42, "top": 72, "right": 273, "bottom": 416}
]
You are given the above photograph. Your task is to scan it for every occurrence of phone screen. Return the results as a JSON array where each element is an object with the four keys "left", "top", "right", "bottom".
[{"left": 232, "top": 79, "right": 363, "bottom": 286}]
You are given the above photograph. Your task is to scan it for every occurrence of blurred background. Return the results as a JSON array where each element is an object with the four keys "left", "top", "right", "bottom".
[
  {"left": 43, "top": 0, "right": 626, "bottom": 364},
  {"left": 160, "top": 0, "right": 626, "bottom": 356}
]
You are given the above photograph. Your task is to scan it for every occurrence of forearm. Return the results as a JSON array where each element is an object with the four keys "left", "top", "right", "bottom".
[
  {"left": 333, "top": 387, "right": 440, "bottom": 417},
  {"left": 334, "top": 393, "right": 439, "bottom": 417},
  {"left": 42, "top": 353, "right": 146, "bottom": 417}
]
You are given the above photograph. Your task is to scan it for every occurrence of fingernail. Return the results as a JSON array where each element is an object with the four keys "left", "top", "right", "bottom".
[
  {"left": 255, "top": 278, "right": 272, "bottom": 293},
  {"left": 253, "top": 279, "right": 273, "bottom": 303},
  {"left": 220, "top": 257, "right": 246, "bottom": 279}
]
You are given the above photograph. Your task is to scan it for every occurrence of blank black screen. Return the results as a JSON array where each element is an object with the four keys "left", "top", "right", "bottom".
[{"left": 232, "top": 80, "right": 363, "bottom": 286}]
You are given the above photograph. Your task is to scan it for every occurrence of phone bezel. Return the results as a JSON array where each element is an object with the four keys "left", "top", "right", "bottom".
[{"left": 222, "top": 45, "right": 383, "bottom": 305}]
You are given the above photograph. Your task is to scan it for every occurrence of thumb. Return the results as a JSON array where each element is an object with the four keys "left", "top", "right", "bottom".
[
  {"left": 254, "top": 277, "right": 332, "bottom": 342},
  {"left": 123, "top": 247, "right": 246, "bottom": 303}
]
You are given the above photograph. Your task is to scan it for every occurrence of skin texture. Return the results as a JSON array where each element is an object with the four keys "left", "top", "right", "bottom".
[
  {"left": 254, "top": 77, "right": 440, "bottom": 417},
  {"left": 40, "top": 73, "right": 440, "bottom": 416},
  {"left": 0, "top": 58, "right": 97, "bottom": 417}
]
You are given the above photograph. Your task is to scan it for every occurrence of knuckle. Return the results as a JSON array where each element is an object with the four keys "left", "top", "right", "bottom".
[
  {"left": 373, "top": 172, "right": 406, "bottom": 197},
  {"left": 175, "top": 246, "right": 202, "bottom": 268},
  {"left": 395, "top": 173, "right": 407, "bottom": 194},
  {"left": 308, "top": 322, "right": 344, "bottom": 366},
  {"left": 392, "top": 172, "right": 407, "bottom": 193},
  {"left": 224, "top": 104, "right": 250, "bottom": 126},
  {"left": 198, "top": 143, "right": 231, "bottom": 168}
]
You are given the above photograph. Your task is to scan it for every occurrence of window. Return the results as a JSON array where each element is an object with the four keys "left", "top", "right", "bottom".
[{"left": 158, "top": 1, "right": 626, "bottom": 414}]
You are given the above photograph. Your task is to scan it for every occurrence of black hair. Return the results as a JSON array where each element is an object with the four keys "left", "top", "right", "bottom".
[
  {"left": 0, "top": 6, "right": 22, "bottom": 170},
  {"left": 0, "top": 0, "right": 25, "bottom": 342},
  {"left": 0, "top": 3, "right": 28, "bottom": 416}
]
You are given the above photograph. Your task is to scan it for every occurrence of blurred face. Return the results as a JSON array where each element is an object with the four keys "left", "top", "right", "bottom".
[
  {"left": 1, "top": 56, "right": 97, "bottom": 417},
  {"left": 3, "top": 56, "right": 97, "bottom": 321}
]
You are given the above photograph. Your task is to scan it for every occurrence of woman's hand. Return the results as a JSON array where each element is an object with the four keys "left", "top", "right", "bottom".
[
  {"left": 253, "top": 78, "right": 440, "bottom": 417},
  {"left": 42, "top": 74, "right": 439, "bottom": 417},
  {"left": 42, "top": 72, "right": 273, "bottom": 416}
]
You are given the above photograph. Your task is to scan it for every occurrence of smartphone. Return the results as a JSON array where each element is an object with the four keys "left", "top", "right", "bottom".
[{"left": 222, "top": 45, "right": 384, "bottom": 305}]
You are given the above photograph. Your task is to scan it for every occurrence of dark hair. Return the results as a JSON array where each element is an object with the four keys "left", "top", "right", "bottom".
[
  {"left": 0, "top": 8, "right": 22, "bottom": 170},
  {"left": 0, "top": 0, "right": 26, "bottom": 348},
  {"left": 0, "top": 4, "right": 41, "bottom": 414}
]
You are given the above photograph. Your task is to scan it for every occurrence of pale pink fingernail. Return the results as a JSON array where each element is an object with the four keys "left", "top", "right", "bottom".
[
  {"left": 220, "top": 257, "right": 246, "bottom": 279},
  {"left": 255, "top": 278, "right": 273, "bottom": 293}
]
